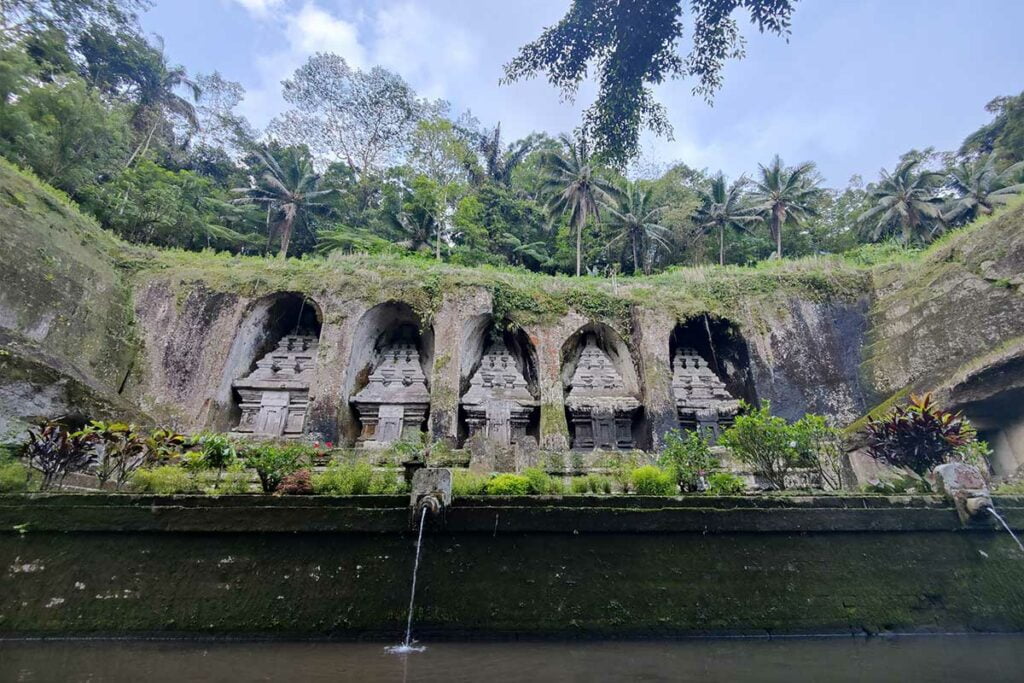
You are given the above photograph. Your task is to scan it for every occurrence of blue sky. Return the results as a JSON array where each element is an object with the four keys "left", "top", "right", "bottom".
[{"left": 141, "top": 0, "right": 1024, "bottom": 187}]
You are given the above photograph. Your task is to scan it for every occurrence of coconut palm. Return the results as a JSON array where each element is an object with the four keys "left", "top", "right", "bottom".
[
  {"left": 233, "top": 147, "right": 335, "bottom": 258},
  {"left": 471, "top": 123, "right": 538, "bottom": 187},
  {"left": 125, "top": 46, "right": 201, "bottom": 167},
  {"left": 600, "top": 181, "right": 672, "bottom": 274},
  {"left": 541, "top": 134, "right": 616, "bottom": 276},
  {"left": 693, "top": 172, "right": 761, "bottom": 266},
  {"left": 860, "top": 158, "right": 946, "bottom": 244},
  {"left": 748, "top": 155, "right": 821, "bottom": 259},
  {"left": 387, "top": 209, "right": 436, "bottom": 254},
  {"left": 497, "top": 232, "right": 552, "bottom": 268},
  {"left": 944, "top": 154, "right": 1024, "bottom": 223}
]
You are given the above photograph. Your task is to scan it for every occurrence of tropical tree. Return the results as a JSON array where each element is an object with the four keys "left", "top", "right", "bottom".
[
  {"left": 541, "top": 133, "right": 615, "bottom": 276},
  {"left": 748, "top": 155, "right": 821, "bottom": 259},
  {"left": 503, "top": 0, "right": 798, "bottom": 165},
  {"left": 859, "top": 158, "right": 945, "bottom": 244},
  {"left": 944, "top": 154, "right": 1024, "bottom": 224},
  {"left": 693, "top": 172, "right": 760, "bottom": 266},
  {"left": 601, "top": 181, "right": 672, "bottom": 274},
  {"left": 497, "top": 232, "right": 551, "bottom": 268},
  {"left": 233, "top": 147, "right": 335, "bottom": 258},
  {"left": 124, "top": 45, "right": 201, "bottom": 167},
  {"left": 387, "top": 210, "right": 435, "bottom": 253},
  {"left": 470, "top": 123, "right": 538, "bottom": 187}
]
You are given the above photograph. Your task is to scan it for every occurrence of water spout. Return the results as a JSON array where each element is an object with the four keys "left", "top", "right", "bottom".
[
  {"left": 387, "top": 505, "right": 429, "bottom": 654},
  {"left": 988, "top": 507, "right": 1024, "bottom": 555}
]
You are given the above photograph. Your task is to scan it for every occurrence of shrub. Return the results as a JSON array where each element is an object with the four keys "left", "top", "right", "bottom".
[
  {"left": 706, "top": 471, "right": 746, "bottom": 495},
  {"left": 82, "top": 421, "right": 154, "bottom": 490},
  {"left": 0, "top": 459, "right": 34, "bottom": 492},
  {"left": 312, "top": 461, "right": 374, "bottom": 495},
  {"left": 199, "top": 462, "right": 251, "bottom": 494},
  {"left": 130, "top": 466, "right": 195, "bottom": 494},
  {"left": 452, "top": 469, "right": 489, "bottom": 496},
  {"left": 571, "top": 473, "right": 612, "bottom": 494},
  {"left": 368, "top": 468, "right": 406, "bottom": 494},
  {"left": 864, "top": 393, "right": 976, "bottom": 477},
  {"left": 485, "top": 473, "right": 531, "bottom": 495},
  {"left": 23, "top": 420, "right": 98, "bottom": 490},
  {"left": 523, "top": 467, "right": 563, "bottom": 494},
  {"left": 190, "top": 432, "right": 238, "bottom": 473},
  {"left": 790, "top": 414, "right": 846, "bottom": 490},
  {"left": 277, "top": 469, "right": 313, "bottom": 495},
  {"left": 659, "top": 429, "right": 716, "bottom": 492},
  {"left": 719, "top": 402, "right": 801, "bottom": 490},
  {"left": 630, "top": 465, "right": 676, "bottom": 496},
  {"left": 570, "top": 475, "right": 591, "bottom": 494},
  {"left": 243, "top": 443, "right": 306, "bottom": 493}
]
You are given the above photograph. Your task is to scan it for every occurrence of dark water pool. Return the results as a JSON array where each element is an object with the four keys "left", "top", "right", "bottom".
[{"left": 2, "top": 635, "right": 1024, "bottom": 682}]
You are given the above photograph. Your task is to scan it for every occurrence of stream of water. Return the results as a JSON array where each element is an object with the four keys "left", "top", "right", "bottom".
[
  {"left": 3, "top": 635, "right": 1024, "bottom": 682},
  {"left": 386, "top": 506, "right": 428, "bottom": 655},
  {"left": 989, "top": 507, "right": 1024, "bottom": 554}
]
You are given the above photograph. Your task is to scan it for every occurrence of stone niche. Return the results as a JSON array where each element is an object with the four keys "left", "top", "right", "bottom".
[
  {"left": 461, "top": 342, "right": 539, "bottom": 446},
  {"left": 565, "top": 338, "right": 640, "bottom": 450},
  {"left": 351, "top": 343, "right": 430, "bottom": 447},
  {"left": 230, "top": 294, "right": 321, "bottom": 438},
  {"left": 671, "top": 347, "right": 740, "bottom": 442},
  {"left": 233, "top": 334, "right": 318, "bottom": 438}
]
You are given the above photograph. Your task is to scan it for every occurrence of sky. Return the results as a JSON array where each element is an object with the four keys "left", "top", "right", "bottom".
[{"left": 141, "top": 0, "right": 1024, "bottom": 187}]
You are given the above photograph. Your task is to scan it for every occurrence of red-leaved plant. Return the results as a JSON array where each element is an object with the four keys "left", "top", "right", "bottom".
[{"left": 863, "top": 393, "right": 976, "bottom": 477}]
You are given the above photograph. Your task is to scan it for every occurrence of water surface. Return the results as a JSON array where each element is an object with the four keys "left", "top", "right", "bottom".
[{"left": 3, "top": 635, "right": 1024, "bottom": 682}]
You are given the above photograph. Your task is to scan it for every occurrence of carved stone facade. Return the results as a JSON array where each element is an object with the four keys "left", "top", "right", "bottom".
[
  {"left": 351, "top": 343, "right": 430, "bottom": 447},
  {"left": 671, "top": 347, "right": 739, "bottom": 442},
  {"left": 461, "top": 343, "right": 538, "bottom": 446},
  {"left": 233, "top": 335, "right": 318, "bottom": 437},
  {"left": 565, "top": 340, "right": 640, "bottom": 450}
]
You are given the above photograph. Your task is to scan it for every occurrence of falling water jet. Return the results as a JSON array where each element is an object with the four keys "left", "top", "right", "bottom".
[
  {"left": 988, "top": 507, "right": 1024, "bottom": 554},
  {"left": 386, "top": 506, "right": 429, "bottom": 654}
]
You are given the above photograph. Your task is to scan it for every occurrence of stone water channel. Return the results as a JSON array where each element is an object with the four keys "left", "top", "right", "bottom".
[{"left": 4, "top": 636, "right": 1024, "bottom": 682}]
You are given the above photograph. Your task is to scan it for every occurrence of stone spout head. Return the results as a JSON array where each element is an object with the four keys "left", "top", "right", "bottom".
[{"left": 965, "top": 495, "right": 993, "bottom": 518}]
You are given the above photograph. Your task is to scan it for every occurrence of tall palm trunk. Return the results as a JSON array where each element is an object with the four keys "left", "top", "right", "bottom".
[
  {"left": 575, "top": 220, "right": 582, "bottom": 276},
  {"left": 631, "top": 231, "right": 640, "bottom": 275},
  {"left": 277, "top": 214, "right": 295, "bottom": 259},
  {"left": 772, "top": 205, "right": 785, "bottom": 259},
  {"left": 719, "top": 224, "right": 725, "bottom": 266}
]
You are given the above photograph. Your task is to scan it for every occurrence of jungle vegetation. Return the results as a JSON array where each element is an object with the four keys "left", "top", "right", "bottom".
[{"left": 1, "top": 0, "right": 1023, "bottom": 276}]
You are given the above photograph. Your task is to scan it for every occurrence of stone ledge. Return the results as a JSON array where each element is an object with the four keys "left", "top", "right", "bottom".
[{"left": 2, "top": 493, "right": 1022, "bottom": 534}]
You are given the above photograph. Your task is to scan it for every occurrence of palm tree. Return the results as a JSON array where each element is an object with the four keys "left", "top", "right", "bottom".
[
  {"left": 387, "top": 210, "right": 436, "bottom": 254},
  {"left": 749, "top": 155, "right": 821, "bottom": 259},
  {"left": 125, "top": 47, "right": 201, "bottom": 167},
  {"left": 600, "top": 181, "right": 672, "bottom": 274},
  {"left": 693, "top": 172, "right": 761, "bottom": 266},
  {"left": 541, "top": 134, "right": 615, "bottom": 276},
  {"left": 497, "top": 232, "right": 552, "bottom": 268},
  {"left": 233, "top": 147, "right": 335, "bottom": 258},
  {"left": 859, "top": 159, "right": 945, "bottom": 244},
  {"left": 944, "top": 154, "right": 1024, "bottom": 224},
  {"left": 469, "top": 123, "right": 538, "bottom": 186}
]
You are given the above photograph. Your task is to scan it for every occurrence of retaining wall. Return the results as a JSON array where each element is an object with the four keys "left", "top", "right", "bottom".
[{"left": 2, "top": 494, "right": 1024, "bottom": 638}]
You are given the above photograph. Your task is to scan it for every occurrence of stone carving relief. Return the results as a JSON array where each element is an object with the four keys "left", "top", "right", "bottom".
[
  {"left": 351, "top": 343, "right": 430, "bottom": 447},
  {"left": 565, "top": 339, "right": 640, "bottom": 450},
  {"left": 233, "top": 334, "right": 318, "bottom": 437},
  {"left": 461, "top": 343, "right": 538, "bottom": 446},
  {"left": 671, "top": 347, "right": 740, "bottom": 442}
]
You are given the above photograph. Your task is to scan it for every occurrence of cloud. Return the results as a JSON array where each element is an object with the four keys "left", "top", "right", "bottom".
[
  {"left": 229, "top": 0, "right": 284, "bottom": 17},
  {"left": 237, "top": 2, "right": 366, "bottom": 128},
  {"left": 372, "top": 2, "right": 478, "bottom": 100}
]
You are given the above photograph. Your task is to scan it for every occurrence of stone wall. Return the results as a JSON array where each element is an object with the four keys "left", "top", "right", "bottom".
[{"left": 2, "top": 494, "right": 1023, "bottom": 637}]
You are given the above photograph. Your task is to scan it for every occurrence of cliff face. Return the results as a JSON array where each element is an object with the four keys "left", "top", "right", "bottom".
[
  {"left": 0, "top": 163, "right": 139, "bottom": 442},
  {"left": 862, "top": 199, "right": 1024, "bottom": 473},
  {"left": 1, "top": 162, "right": 1021, "bottom": 465}
]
